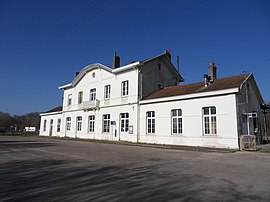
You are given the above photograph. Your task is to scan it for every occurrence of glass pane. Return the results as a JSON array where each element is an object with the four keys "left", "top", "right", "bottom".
[
  {"left": 204, "top": 117, "right": 210, "bottom": 134},
  {"left": 211, "top": 117, "right": 217, "bottom": 134},
  {"left": 178, "top": 118, "right": 182, "bottom": 133},
  {"left": 211, "top": 107, "right": 216, "bottom": 114},
  {"left": 203, "top": 108, "right": 209, "bottom": 115}
]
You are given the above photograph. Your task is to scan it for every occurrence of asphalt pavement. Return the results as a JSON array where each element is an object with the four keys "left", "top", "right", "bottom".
[{"left": 1, "top": 135, "right": 270, "bottom": 201}]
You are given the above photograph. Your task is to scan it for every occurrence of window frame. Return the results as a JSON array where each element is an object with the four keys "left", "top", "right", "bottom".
[
  {"left": 43, "top": 119, "right": 47, "bottom": 132},
  {"left": 202, "top": 106, "right": 217, "bottom": 135},
  {"left": 67, "top": 94, "right": 72, "bottom": 106},
  {"left": 57, "top": 118, "right": 61, "bottom": 132},
  {"left": 120, "top": 113, "right": 129, "bottom": 132},
  {"left": 171, "top": 109, "right": 182, "bottom": 135},
  {"left": 76, "top": 116, "right": 82, "bottom": 132},
  {"left": 121, "top": 80, "right": 129, "bottom": 96},
  {"left": 66, "top": 117, "right": 71, "bottom": 131},
  {"left": 146, "top": 111, "right": 155, "bottom": 134},
  {"left": 104, "top": 85, "right": 111, "bottom": 100},
  {"left": 90, "top": 88, "right": 96, "bottom": 101},
  {"left": 78, "top": 91, "right": 83, "bottom": 104},
  {"left": 103, "top": 114, "right": 110, "bottom": 133},
  {"left": 88, "top": 115, "right": 95, "bottom": 133}
]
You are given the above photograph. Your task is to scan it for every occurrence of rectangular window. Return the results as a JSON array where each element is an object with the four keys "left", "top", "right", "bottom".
[
  {"left": 90, "top": 88, "right": 96, "bottom": 101},
  {"left": 121, "top": 80, "right": 129, "bottom": 96},
  {"left": 146, "top": 111, "right": 155, "bottom": 134},
  {"left": 88, "top": 115, "right": 95, "bottom": 132},
  {"left": 66, "top": 117, "right": 71, "bottom": 131},
  {"left": 120, "top": 113, "right": 129, "bottom": 132},
  {"left": 43, "top": 120, "right": 47, "bottom": 132},
  {"left": 202, "top": 106, "right": 217, "bottom": 135},
  {"left": 103, "top": 114, "right": 110, "bottom": 133},
  {"left": 77, "top": 116, "right": 82, "bottom": 131},
  {"left": 78, "top": 91, "right": 83, "bottom": 104},
  {"left": 57, "top": 118, "right": 61, "bottom": 132},
  {"left": 171, "top": 109, "right": 182, "bottom": 134},
  {"left": 104, "top": 85, "right": 111, "bottom": 99},
  {"left": 67, "top": 94, "right": 72, "bottom": 106}
]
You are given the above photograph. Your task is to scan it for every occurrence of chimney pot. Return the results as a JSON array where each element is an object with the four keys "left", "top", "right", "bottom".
[{"left": 164, "top": 49, "right": 171, "bottom": 60}]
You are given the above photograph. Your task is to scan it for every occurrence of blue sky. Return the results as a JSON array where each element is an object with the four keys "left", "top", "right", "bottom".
[{"left": 1, "top": 0, "right": 270, "bottom": 115}]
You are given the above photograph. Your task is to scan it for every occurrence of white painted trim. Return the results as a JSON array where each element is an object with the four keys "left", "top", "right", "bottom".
[
  {"left": 140, "top": 88, "right": 239, "bottom": 105},
  {"left": 40, "top": 111, "right": 62, "bottom": 116},
  {"left": 112, "top": 62, "right": 140, "bottom": 73},
  {"left": 59, "top": 83, "right": 72, "bottom": 89}
]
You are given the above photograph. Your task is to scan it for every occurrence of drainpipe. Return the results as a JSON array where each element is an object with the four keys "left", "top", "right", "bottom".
[{"left": 137, "top": 103, "right": 140, "bottom": 143}]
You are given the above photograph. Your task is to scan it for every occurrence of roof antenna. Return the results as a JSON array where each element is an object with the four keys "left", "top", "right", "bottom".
[{"left": 176, "top": 56, "right": 180, "bottom": 73}]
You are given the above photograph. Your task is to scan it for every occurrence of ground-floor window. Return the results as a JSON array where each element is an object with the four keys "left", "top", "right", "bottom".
[
  {"left": 120, "top": 113, "right": 129, "bottom": 132},
  {"left": 57, "top": 119, "right": 61, "bottom": 132},
  {"left": 103, "top": 114, "right": 110, "bottom": 133},
  {"left": 202, "top": 106, "right": 217, "bottom": 135},
  {"left": 77, "top": 116, "right": 82, "bottom": 131},
  {"left": 171, "top": 109, "right": 182, "bottom": 134},
  {"left": 146, "top": 111, "right": 155, "bottom": 134},
  {"left": 66, "top": 117, "right": 71, "bottom": 131},
  {"left": 43, "top": 120, "right": 47, "bottom": 132},
  {"left": 88, "top": 115, "right": 95, "bottom": 132}
]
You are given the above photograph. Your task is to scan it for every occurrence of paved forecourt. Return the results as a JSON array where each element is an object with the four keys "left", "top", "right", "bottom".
[{"left": 0, "top": 135, "right": 270, "bottom": 201}]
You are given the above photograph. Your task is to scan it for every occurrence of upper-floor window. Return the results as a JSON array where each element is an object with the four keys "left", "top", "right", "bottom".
[
  {"left": 66, "top": 117, "right": 71, "bottom": 131},
  {"left": 88, "top": 115, "right": 95, "bottom": 133},
  {"left": 120, "top": 113, "right": 129, "bottom": 132},
  {"left": 103, "top": 114, "right": 110, "bottom": 133},
  {"left": 121, "top": 80, "right": 129, "bottom": 96},
  {"left": 78, "top": 91, "right": 83, "bottom": 104},
  {"left": 104, "top": 85, "right": 111, "bottom": 99},
  {"left": 90, "top": 88, "right": 96, "bottom": 101},
  {"left": 67, "top": 94, "right": 72, "bottom": 106},
  {"left": 43, "top": 120, "right": 47, "bottom": 132},
  {"left": 202, "top": 106, "right": 217, "bottom": 135},
  {"left": 146, "top": 111, "right": 155, "bottom": 134},
  {"left": 77, "top": 116, "right": 82, "bottom": 131},
  {"left": 57, "top": 118, "right": 61, "bottom": 132},
  {"left": 171, "top": 109, "right": 182, "bottom": 134}
]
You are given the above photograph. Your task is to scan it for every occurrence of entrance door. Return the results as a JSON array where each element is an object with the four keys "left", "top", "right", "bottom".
[
  {"left": 120, "top": 113, "right": 129, "bottom": 139},
  {"left": 110, "top": 121, "right": 118, "bottom": 141},
  {"left": 49, "top": 119, "right": 53, "bottom": 136}
]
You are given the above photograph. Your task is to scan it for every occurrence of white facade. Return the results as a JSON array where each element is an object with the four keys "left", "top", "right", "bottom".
[
  {"left": 139, "top": 91, "right": 239, "bottom": 149},
  {"left": 40, "top": 52, "right": 266, "bottom": 149}
]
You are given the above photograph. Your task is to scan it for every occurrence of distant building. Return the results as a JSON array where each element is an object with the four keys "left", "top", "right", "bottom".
[
  {"left": 40, "top": 51, "right": 268, "bottom": 149},
  {"left": 25, "top": 127, "right": 36, "bottom": 132}
]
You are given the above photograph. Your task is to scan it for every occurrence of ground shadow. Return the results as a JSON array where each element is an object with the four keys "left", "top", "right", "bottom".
[{"left": 0, "top": 158, "right": 263, "bottom": 202}]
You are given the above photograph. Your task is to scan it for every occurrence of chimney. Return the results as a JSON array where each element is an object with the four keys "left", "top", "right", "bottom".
[
  {"left": 208, "top": 61, "right": 217, "bottom": 81},
  {"left": 112, "top": 52, "right": 120, "bottom": 69},
  {"left": 164, "top": 50, "right": 171, "bottom": 60},
  {"left": 75, "top": 71, "right": 80, "bottom": 78}
]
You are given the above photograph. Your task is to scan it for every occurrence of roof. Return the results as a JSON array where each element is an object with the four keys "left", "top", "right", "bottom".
[
  {"left": 140, "top": 53, "right": 184, "bottom": 82},
  {"left": 143, "top": 73, "right": 251, "bottom": 100},
  {"left": 46, "top": 106, "right": 63, "bottom": 113},
  {"left": 59, "top": 52, "right": 184, "bottom": 90}
]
